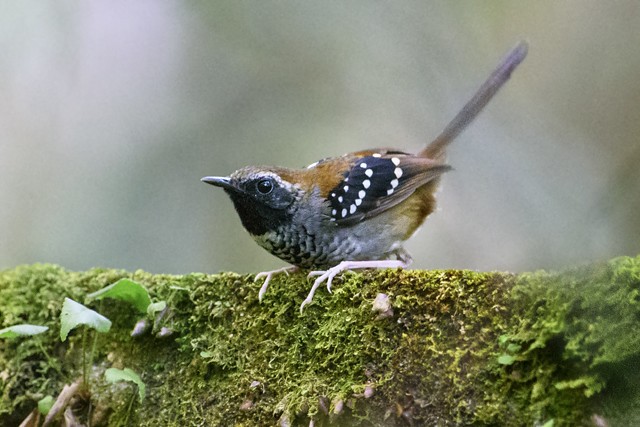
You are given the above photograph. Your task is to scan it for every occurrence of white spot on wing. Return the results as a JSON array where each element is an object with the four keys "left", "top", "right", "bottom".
[
  {"left": 355, "top": 199, "right": 362, "bottom": 206},
  {"left": 390, "top": 179, "right": 399, "bottom": 188},
  {"left": 344, "top": 185, "right": 349, "bottom": 192},
  {"left": 365, "top": 169, "right": 373, "bottom": 177},
  {"left": 391, "top": 157, "right": 400, "bottom": 166},
  {"left": 387, "top": 189, "right": 394, "bottom": 195},
  {"left": 360, "top": 162, "right": 367, "bottom": 168},
  {"left": 341, "top": 208, "right": 347, "bottom": 217},
  {"left": 372, "top": 153, "right": 382, "bottom": 158},
  {"left": 338, "top": 196, "right": 343, "bottom": 203},
  {"left": 394, "top": 167, "right": 403, "bottom": 178},
  {"left": 350, "top": 204, "right": 356, "bottom": 214},
  {"left": 363, "top": 179, "right": 370, "bottom": 189},
  {"left": 358, "top": 190, "right": 366, "bottom": 199}
]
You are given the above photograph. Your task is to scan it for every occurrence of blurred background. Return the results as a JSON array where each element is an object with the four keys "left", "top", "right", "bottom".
[{"left": 1, "top": 1, "right": 639, "bottom": 275}]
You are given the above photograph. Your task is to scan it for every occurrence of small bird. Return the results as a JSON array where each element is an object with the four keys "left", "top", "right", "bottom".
[{"left": 202, "top": 41, "right": 528, "bottom": 311}]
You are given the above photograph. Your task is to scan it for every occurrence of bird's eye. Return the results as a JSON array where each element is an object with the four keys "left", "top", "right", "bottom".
[{"left": 256, "top": 179, "right": 274, "bottom": 195}]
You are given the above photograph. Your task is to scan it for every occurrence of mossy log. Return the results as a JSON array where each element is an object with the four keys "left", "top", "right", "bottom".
[{"left": 1, "top": 256, "right": 639, "bottom": 426}]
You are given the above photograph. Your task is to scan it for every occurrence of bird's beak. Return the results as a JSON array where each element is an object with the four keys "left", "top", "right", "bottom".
[{"left": 201, "top": 176, "right": 233, "bottom": 190}]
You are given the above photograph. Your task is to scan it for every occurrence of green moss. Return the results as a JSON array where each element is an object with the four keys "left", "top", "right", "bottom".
[
  {"left": 501, "top": 256, "right": 640, "bottom": 426},
  {"left": 1, "top": 257, "right": 639, "bottom": 426}
]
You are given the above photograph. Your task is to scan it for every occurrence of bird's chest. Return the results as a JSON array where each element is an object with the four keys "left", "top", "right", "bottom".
[
  {"left": 250, "top": 215, "right": 397, "bottom": 269},
  {"left": 251, "top": 224, "right": 337, "bottom": 268}
]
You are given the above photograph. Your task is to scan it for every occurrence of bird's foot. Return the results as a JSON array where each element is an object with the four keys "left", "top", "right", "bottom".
[
  {"left": 254, "top": 266, "right": 299, "bottom": 301},
  {"left": 301, "top": 260, "right": 408, "bottom": 312}
]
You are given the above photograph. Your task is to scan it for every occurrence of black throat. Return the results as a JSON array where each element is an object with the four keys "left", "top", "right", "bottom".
[{"left": 225, "top": 190, "right": 292, "bottom": 236}]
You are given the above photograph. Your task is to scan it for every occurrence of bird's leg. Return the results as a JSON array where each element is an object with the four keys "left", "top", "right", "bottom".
[
  {"left": 254, "top": 266, "right": 299, "bottom": 301},
  {"left": 393, "top": 247, "right": 413, "bottom": 265},
  {"left": 302, "top": 256, "right": 411, "bottom": 312},
  {"left": 308, "top": 248, "right": 413, "bottom": 293}
]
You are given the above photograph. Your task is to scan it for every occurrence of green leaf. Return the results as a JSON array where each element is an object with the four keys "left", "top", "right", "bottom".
[
  {"left": 497, "top": 354, "right": 516, "bottom": 365},
  {"left": 38, "top": 395, "right": 54, "bottom": 415},
  {"left": 105, "top": 367, "right": 146, "bottom": 402},
  {"left": 0, "top": 324, "right": 48, "bottom": 339},
  {"left": 506, "top": 343, "right": 522, "bottom": 353},
  {"left": 541, "top": 419, "right": 554, "bottom": 427},
  {"left": 146, "top": 300, "right": 166, "bottom": 318},
  {"left": 86, "top": 279, "right": 151, "bottom": 313},
  {"left": 60, "top": 298, "right": 112, "bottom": 341}
]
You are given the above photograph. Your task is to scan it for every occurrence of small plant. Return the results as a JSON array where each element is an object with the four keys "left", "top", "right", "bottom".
[
  {"left": 146, "top": 300, "right": 167, "bottom": 317},
  {"left": 0, "top": 323, "right": 61, "bottom": 375},
  {"left": 60, "top": 297, "right": 112, "bottom": 386},
  {"left": 105, "top": 367, "right": 146, "bottom": 426},
  {"left": 0, "top": 324, "right": 48, "bottom": 338},
  {"left": 13, "top": 278, "right": 161, "bottom": 425},
  {"left": 37, "top": 395, "right": 54, "bottom": 415},
  {"left": 86, "top": 278, "right": 152, "bottom": 314},
  {"left": 87, "top": 277, "right": 170, "bottom": 337},
  {"left": 60, "top": 297, "right": 112, "bottom": 341},
  {"left": 105, "top": 367, "right": 146, "bottom": 402}
]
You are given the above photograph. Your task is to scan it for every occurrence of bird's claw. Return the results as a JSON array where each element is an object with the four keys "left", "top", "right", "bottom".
[
  {"left": 308, "top": 269, "right": 336, "bottom": 293},
  {"left": 254, "top": 266, "right": 298, "bottom": 301},
  {"left": 300, "top": 260, "right": 408, "bottom": 313},
  {"left": 301, "top": 263, "right": 351, "bottom": 312}
]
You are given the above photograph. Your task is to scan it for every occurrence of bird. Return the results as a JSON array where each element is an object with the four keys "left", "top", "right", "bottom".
[{"left": 202, "top": 41, "right": 528, "bottom": 312}]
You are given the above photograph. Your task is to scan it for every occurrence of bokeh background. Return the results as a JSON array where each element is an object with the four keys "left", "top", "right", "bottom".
[{"left": 1, "top": 1, "right": 639, "bottom": 275}]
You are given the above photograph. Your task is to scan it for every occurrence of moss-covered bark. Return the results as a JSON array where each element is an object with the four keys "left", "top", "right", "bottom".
[{"left": 1, "top": 256, "right": 639, "bottom": 426}]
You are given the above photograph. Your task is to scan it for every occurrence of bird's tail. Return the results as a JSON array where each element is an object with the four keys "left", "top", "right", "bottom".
[{"left": 419, "top": 41, "right": 528, "bottom": 160}]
